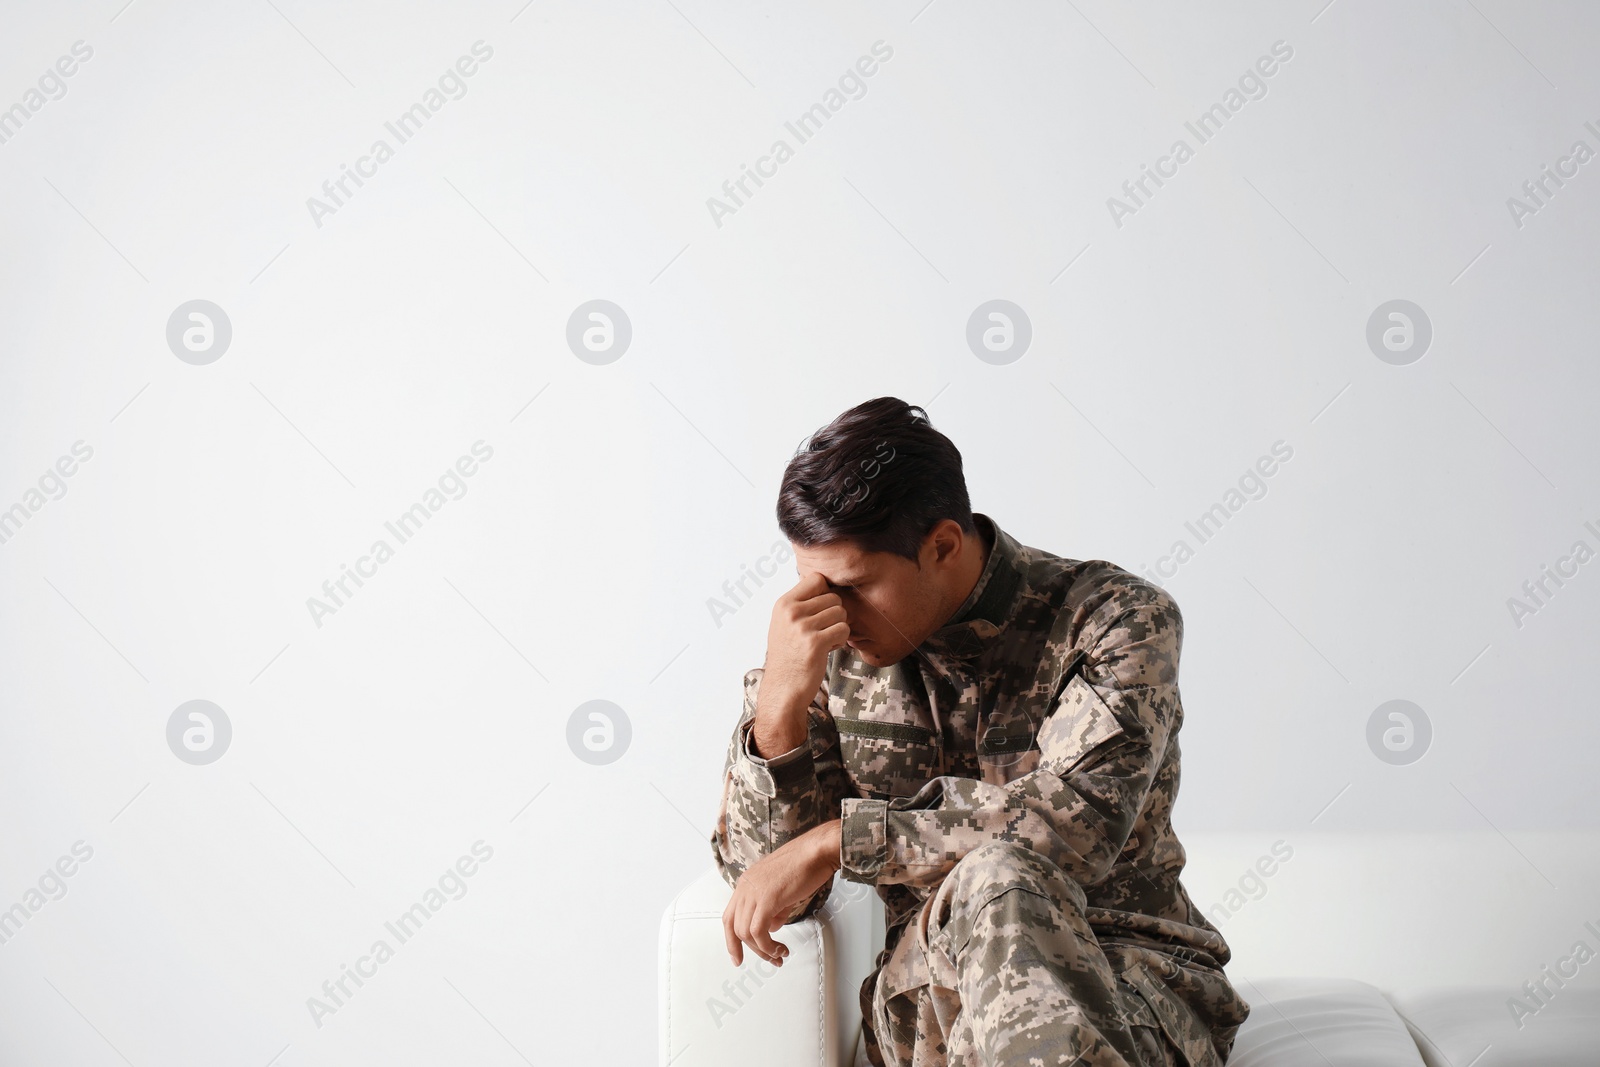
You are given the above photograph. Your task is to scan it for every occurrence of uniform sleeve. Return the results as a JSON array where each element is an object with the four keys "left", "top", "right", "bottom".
[
  {"left": 838, "top": 585, "right": 1182, "bottom": 890},
  {"left": 711, "top": 666, "right": 857, "bottom": 920}
]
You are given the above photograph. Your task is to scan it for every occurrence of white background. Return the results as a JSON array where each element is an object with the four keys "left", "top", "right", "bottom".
[{"left": 2, "top": 1, "right": 1597, "bottom": 1064}]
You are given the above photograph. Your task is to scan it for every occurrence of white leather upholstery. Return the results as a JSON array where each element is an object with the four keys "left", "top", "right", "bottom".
[
  {"left": 1392, "top": 987, "right": 1600, "bottom": 1067},
  {"left": 1227, "top": 978, "right": 1427, "bottom": 1066},
  {"left": 658, "top": 867, "right": 883, "bottom": 1067},
  {"left": 1171, "top": 831, "right": 1600, "bottom": 998},
  {"left": 660, "top": 832, "right": 1600, "bottom": 1065}
]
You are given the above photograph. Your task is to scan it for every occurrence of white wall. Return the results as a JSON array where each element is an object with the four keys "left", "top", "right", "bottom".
[{"left": 1, "top": 1, "right": 1596, "bottom": 1063}]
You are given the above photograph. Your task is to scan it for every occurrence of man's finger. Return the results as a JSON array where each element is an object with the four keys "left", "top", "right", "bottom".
[
  {"left": 788, "top": 571, "right": 830, "bottom": 600},
  {"left": 805, "top": 604, "right": 847, "bottom": 630},
  {"left": 796, "top": 592, "right": 843, "bottom": 616},
  {"left": 765, "top": 914, "right": 793, "bottom": 964},
  {"left": 747, "top": 905, "right": 787, "bottom": 964},
  {"left": 821, "top": 620, "right": 851, "bottom": 650},
  {"left": 735, "top": 925, "right": 778, "bottom": 966},
  {"left": 748, "top": 940, "right": 782, "bottom": 967},
  {"left": 734, "top": 896, "right": 776, "bottom": 966},
  {"left": 722, "top": 899, "right": 743, "bottom": 966}
]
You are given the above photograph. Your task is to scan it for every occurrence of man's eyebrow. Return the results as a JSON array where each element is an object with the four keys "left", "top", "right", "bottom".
[{"left": 795, "top": 567, "right": 867, "bottom": 586}]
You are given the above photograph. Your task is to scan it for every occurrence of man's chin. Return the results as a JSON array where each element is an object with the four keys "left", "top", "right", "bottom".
[{"left": 853, "top": 643, "right": 905, "bottom": 668}]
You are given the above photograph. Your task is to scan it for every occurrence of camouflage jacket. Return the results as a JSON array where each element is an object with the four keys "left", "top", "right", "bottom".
[{"left": 711, "top": 514, "right": 1251, "bottom": 1062}]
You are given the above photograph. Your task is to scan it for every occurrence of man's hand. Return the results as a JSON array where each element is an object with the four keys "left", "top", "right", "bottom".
[
  {"left": 723, "top": 819, "right": 843, "bottom": 967},
  {"left": 753, "top": 572, "right": 850, "bottom": 758}
]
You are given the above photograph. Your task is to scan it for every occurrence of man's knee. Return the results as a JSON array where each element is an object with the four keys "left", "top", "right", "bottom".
[
  {"left": 929, "top": 842, "right": 1088, "bottom": 954},
  {"left": 946, "top": 841, "right": 1084, "bottom": 910}
]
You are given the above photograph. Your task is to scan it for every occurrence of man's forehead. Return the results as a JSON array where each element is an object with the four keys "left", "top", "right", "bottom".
[{"left": 792, "top": 539, "right": 870, "bottom": 578}]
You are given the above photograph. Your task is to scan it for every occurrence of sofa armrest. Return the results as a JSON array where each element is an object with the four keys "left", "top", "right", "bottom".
[{"left": 658, "top": 866, "right": 883, "bottom": 1067}]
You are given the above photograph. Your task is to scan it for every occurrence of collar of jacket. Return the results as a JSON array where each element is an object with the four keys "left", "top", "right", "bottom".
[{"left": 917, "top": 513, "right": 1024, "bottom": 663}]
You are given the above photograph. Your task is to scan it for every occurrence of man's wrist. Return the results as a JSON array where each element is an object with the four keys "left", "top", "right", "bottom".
[
  {"left": 751, "top": 686, "right": 811, "bottom": 758},
  {"left": 811, "top": 818, "right": 843, "bottom": 873}
]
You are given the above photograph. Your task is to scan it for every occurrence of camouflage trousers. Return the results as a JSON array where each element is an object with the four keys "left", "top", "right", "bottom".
[{"left": 862, "top": 842, "right": 1194, "bottom": 1067}]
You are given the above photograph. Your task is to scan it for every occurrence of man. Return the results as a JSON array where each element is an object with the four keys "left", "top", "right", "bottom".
[{"left": 711, "top": 396, "right": 1251, "bottom": 1067}]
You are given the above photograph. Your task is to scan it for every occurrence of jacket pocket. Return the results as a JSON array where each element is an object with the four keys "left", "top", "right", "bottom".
[
  {"left": 836, "top": 718, "right": 940, "bottom": 799},
  {"left": 976, "top": 718, "right": 1037, "bottom": 757},
  {"left": 1122, "top": 958, "right": 1222, "bottom": 1067},
  {"left": 1035, "top": 671, "right": 1128, "bottom": 775},
  {"left": 975, "top": 709, "right": 1041, "bottom": 783}
]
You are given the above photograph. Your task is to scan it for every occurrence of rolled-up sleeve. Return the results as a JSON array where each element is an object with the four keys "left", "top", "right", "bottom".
[
  {"left": 839, "top": 587, "right": 1182, "bottom": 890},
  {"left": 712, "top": 667, "right": 856, "bottom": 917}
]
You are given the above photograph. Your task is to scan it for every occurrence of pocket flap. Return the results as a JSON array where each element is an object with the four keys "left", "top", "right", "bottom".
[
  {"left": 1036, "top": 672, "right": 1126, "bottom": 774},
  {"left": 1123, "top": 959, "right": 1221, "bottom": 1067},
  {"left": 836, "top": 718, "right": 935, "bottom": 745},
  {"left": 836, "top": 719, "right": 940, "bottom": 799}
]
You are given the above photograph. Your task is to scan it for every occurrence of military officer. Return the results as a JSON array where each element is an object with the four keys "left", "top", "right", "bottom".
[{"left": 712, "top": 397, "right": 1251, "bottom": 1067}]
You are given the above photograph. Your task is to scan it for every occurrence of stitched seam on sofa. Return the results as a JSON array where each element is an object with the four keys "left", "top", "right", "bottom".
[
  {"left": 813, "top": 918, "right": 825, "bottom": 1067},
  {"left": 666, "top": 900, "right": 676, "bottom": 1063}
]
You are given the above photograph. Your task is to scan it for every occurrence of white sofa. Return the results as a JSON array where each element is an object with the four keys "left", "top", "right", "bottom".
[{"left": 659, "top": 830, "right": 1600, "bottom": 1066}]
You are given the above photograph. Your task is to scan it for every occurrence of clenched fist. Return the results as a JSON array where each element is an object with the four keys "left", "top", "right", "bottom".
[{"left": 751, "top": 571, "right": 850, "bottom": 758}]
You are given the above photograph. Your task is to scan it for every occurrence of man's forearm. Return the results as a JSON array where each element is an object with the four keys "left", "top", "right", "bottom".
[
  {"left": 750, "top": 684, "right": 811, "bottom": 758},
  {"left": 714, "top": 672, "right": 834, "bottom": 890},
  {"left": 798, "top": 817, "right": 843, "bottom": 875}
]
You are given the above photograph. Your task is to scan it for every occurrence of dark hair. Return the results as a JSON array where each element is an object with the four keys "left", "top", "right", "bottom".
[{"left": 776, "top": 397, "right": 974, "bottom": 561}]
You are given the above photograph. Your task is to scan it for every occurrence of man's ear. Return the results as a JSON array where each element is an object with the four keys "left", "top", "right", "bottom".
[{"left": 926, "top": 518, "right": 963, "bottom": 566}]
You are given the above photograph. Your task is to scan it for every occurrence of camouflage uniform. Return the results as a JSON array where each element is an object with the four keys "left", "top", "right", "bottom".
[{"left": 712, "top": 514, "right": 1251, "bottom": 1067}]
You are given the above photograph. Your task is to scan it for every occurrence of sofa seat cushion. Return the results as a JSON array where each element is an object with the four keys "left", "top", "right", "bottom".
[
  {"left": 1392, "top": 987, "right": 1600, "bottom": 1067},
  {"left": 1227, "top": 977, "right": 1426, "bottom": 1065}
]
